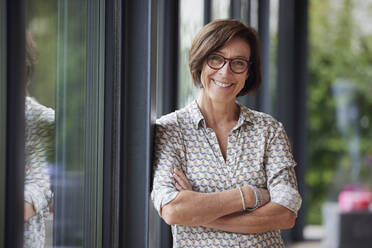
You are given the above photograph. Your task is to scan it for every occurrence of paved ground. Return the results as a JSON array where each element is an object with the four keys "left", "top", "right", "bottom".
[
  {"left": 288, "top": 225, "right": 326, "bottom": 248},
  {"left": 289, "top": 241, "right": 326, "bottom": 248}
]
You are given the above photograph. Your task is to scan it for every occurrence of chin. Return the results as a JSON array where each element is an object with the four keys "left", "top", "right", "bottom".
[{"left": 210, "top": 94, "right": 236, "bottom": 104}]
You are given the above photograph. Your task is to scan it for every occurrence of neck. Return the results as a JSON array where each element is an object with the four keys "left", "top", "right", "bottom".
[{"left": 197, "top": 92, "right": 239, "bottom": 127}]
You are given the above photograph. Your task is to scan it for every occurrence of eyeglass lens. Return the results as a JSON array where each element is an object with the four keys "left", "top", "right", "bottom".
[{"left": 207, "top": 54, "right": 248, "bottom": 73}]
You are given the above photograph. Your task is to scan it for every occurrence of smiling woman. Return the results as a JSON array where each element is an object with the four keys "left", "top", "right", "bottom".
[{"left": 151, "top": 19, "right": 302, "bottom": 247}]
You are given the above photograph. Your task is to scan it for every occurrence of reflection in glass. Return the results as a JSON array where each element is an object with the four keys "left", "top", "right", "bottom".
[
  {"left": 24, "top": 26, "right": 55, "bottom": 248},
  {"left": 53, "top": 0, "right": 87, "bottom": 246},
  {"left": 178, "top": 0, "right": 204, "bottom": 107}
]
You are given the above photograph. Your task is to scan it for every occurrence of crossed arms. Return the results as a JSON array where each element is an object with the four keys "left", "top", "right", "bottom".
[{"left": 160, "top": 167, "right": 296, "bottom": 234}]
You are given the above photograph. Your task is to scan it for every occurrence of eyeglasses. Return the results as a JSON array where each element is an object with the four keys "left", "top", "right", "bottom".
[{"left": 207, "top": 54, "right": 251, "bottom": 74}]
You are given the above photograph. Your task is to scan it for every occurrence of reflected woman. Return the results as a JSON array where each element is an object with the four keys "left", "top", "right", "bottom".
[
  {"left": 24, "top": 31, "right": 54, "bottom": 248},
  {"left": 151, "top": 19, "right": 302, "bottom": 247}
]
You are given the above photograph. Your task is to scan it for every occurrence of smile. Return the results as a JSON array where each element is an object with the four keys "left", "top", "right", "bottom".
[{"left": 212, "top": 79, "right": 233, "bottom": 88}]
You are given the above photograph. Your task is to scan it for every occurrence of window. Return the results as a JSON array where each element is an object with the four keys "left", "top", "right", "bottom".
[{"left": 24, "top": 0, "right": 104, "bottom": 247}]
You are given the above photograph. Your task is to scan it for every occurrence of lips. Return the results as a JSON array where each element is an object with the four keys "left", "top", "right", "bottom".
[{"left": 212, "top": 79, "right": 233, "bottom": 88}]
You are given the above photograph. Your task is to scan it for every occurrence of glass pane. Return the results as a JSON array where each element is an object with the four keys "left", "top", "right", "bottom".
[
  {"left": 53, "top": 0, "right": 87, "bottom": 246},
  {"left": 178, "top": 0, "right": 204, "bottom": 107},
  {"left": 24, "top": 0, "right": 106, "bottom": 247},
  {"left": 308, "top": 0, "right": 372, "bottom": 243},
  {"left": 0, "top": 0, "right": 6, "bottom": 245},
  {"left": 212, "top": 0, "right": 230, "bottom": 20}
]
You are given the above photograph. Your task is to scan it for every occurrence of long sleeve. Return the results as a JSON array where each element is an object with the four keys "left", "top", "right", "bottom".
[
  {"left": 24, "top": 97, "right": 54, "bottom": 215},
  {"left": 151, "top": 117, "right": 183, "bottom": 216},
  {"left": 264, "top": 122, "right": 302, "bottom": 215}
]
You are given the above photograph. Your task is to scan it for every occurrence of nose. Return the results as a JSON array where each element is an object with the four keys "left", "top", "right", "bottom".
[{"left": 218, "top": 61, "right": 234, "bottom": 75}]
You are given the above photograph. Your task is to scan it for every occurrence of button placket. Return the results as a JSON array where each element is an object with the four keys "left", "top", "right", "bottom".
[{"left": 230, "top": 127, "right": 243, "bottom": 179}]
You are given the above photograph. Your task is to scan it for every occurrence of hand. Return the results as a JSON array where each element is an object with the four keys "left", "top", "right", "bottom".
[
  {"left": 173, "top": 167, "right": 193, "bottom": 191},
  {"left": 24, "top": 201, "right": 36, "bottom": 222},
  {"left": 259, "top": 188, "right": 270, "bottom": 206}
]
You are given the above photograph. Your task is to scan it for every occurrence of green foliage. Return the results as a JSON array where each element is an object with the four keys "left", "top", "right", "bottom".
[{"left": 307, "top": 0, "right": 372, "bottom": 224}]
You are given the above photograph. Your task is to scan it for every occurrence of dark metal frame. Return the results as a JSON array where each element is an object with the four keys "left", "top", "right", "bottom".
[
  {"left": 230, "top": 0, "right": 241, "bottom": 19},
  {"left": 161, "top": 0, "right": 179, "bottom": 115},
  {"left": 257, "top": 0, "right": 271, "bottom": 114},
  {"left": 0, "top": 0, "right": 7, "bottom": 246},
  {"left": 152, "top": 1, "right": 180, "bottom": 247},
  {"left": 204, "top": 0, "right": 212, "bottom": 25},
  {"left": 5, "top": 0, "right": 26, "bottom": 247},
  {"left": 119, "top": 0, "right": 158, "bottom": 247},
  {"left": 276, "top": 0, "right": 308, "bottom": 242},
  {"left": 102, "top": 0, "right": 122, "bottom": 247}
]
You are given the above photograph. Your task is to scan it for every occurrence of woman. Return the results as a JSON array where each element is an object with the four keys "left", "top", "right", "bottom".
[
  {"left": 151, "top": 19, "right": 302, "bottom": 247},
  {"left": 24, "top": 30, "right": 54, "bottom": 248}
]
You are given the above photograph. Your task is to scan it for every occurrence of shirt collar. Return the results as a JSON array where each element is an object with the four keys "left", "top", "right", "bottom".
[
  {"left": 188, "top": 100, "right": 254, "bottom": 129},
  {"left": 188, "top": 100, "right": 205, "bottom": 129},
  {"left": 236, "top": 101, "right": 254, "bottom": 126}
]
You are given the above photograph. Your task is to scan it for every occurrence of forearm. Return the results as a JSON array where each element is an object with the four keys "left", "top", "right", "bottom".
[
  {"left": 161, "top": 187, "right": 255, "bottom": 226},
  {"left": 202, "top": 202, "right": 296, "bottom": 234}
]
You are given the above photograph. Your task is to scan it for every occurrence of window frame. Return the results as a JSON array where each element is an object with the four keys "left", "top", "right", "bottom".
[
  {"left": 119, "top": 0, "right": 158, "bottom": 247},
  {"left": 0, "top": 0, "right": 7, "bottom": 245},
  {"left": 4, "top": 1, "right": 26, "bottom": 247}
]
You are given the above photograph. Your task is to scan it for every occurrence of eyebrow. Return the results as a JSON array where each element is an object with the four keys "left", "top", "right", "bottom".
[{"left": 213, "top": 51, "right": 250, "bottom": 60}]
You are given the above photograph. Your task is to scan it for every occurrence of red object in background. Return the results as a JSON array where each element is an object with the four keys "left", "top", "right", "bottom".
[{"left": 338, "top": 185, "right": 372, "bottom": 212}]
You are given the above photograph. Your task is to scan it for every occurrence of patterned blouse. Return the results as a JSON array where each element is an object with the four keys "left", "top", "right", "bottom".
[
  {"left": 151, "top": 100, "right": 302, "bottom": 248},
  {"left": 24, "top": 97, "right": 54, "bottom": 248}
]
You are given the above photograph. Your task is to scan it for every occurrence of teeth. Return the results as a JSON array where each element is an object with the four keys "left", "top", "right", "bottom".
[{"left": 213, "top": 80, "right": 232, "bottom": 88}]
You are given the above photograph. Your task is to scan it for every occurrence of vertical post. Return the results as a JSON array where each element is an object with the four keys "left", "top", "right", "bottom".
[
  {"left": 240, "top": 0, "right": 251, "bottom": 25},
  {"left": 162, "top": 0, "right": 179, "bottom": 115},
  {"left": 276, "top": 0, "right": 308, "bottom": 242},
  {"left": 230, "top": 0, "right": 241, "bottom": 19},
  {"left": 120, "top": 0, "right": 157, "bottom": 247},
  {"left": 152, "top": 0, "right": 180, "bottom": 247},
  {"left": 102, "top": 0, "right": 122, "bottom": 247},
  {"left": 0, "top": 0, "right": 7, "bottom": 245},
  {"left": 5, "top": 0, "right": 26, "bottom": 247},
  {"left": 257, "top": 0, "right": 270, "bottom": 114},
  {"left": 204, "top": 0, "right": 212, "bottom": 25}
]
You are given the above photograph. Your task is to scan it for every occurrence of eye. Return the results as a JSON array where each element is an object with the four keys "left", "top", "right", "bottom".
[
  {"left": 210, "top": 55, "right": 223, "bottom": 63},
  {"left": 232, "top": 59, "right": 247, "bottom": 67}
]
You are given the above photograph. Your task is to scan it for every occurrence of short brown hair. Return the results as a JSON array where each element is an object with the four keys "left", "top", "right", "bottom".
[
  {"left": 26, "top": 30, "right": 37, "bottom": 85},
  {"left": 189, "top": 19, "right": 261, "bottom": 96}
]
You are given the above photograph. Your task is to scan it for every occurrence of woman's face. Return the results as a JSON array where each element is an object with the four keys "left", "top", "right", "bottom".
[{"left": 200, "top": 37, "right": 251, "bottom": 104}]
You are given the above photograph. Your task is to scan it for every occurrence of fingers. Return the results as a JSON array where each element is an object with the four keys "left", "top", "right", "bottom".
[
  {"left": 173, "top": 167, "right": 192, "bottom": 191},
  {"left": 175, "top": 182, "right": 183, "bottom": 191},
  {"left": 259, "top": 188, "right": 270, "bottom": 205}
]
